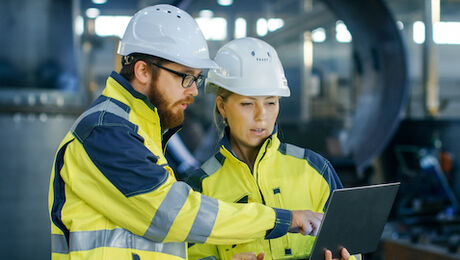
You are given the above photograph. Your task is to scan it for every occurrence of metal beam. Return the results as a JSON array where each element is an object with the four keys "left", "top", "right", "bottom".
[{"left": 262, "top": 4, "right": 335, "bottom": 46}]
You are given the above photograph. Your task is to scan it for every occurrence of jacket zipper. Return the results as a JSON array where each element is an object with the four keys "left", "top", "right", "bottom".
[
  {"left": 255, "top": 143, "right": 291, "bottom": 258},
  {"left": 254, "top": 145, "right": 276, "bottom": 256}
]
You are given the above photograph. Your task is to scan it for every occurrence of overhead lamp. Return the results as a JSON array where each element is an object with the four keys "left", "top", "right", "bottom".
[
  {"left": 199, "top": 9, "right": 214, "bottom": 18},
  {"left": 86, "top": 8, "right": 100, "bottom": 19},
  {"left": 217, "top": 0, "right": 233, "bottom": 6},
  {"left": 92, "top": 0, "right": 107, "bottom": 4}
]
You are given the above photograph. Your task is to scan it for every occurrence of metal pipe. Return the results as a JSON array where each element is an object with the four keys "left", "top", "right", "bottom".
[{"left": 423, "top": 0, "right": 440, "bottom": 117}]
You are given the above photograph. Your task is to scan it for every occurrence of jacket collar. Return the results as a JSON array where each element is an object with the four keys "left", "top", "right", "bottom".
[
  {"left": 219, "top": 124, "right": 280, "bottom": 162},
  {"left": 109, "top": 71, "right": 156, "bottom": 111},
  {"left": 103, "top": 71, "right": 181, "bottom": 149}
]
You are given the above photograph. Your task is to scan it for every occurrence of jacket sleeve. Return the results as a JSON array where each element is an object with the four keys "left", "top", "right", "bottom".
[
  {"left": 188, "top": 243, "right": 219, "bottom": 260},
  {"left": 62, "top": 124, "right": 291, "bottom": 244},
  {"left": 317, "top": 160, "right": 344, "bottom": 212}
]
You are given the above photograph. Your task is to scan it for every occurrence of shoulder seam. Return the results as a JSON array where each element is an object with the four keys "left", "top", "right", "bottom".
[
  {"left": 71, "top": 98, "right": 134, "bottom": 143},
  {"left": 200, "top": 152, "right": 225, "bottom": 177},
  {"left": 279, "top": 142, "right": 329, "bottom": 176}
]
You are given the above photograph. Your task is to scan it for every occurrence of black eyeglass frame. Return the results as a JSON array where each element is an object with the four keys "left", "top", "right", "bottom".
[{"left": 148, "top": 62, "right": 205, "bottom": 89}]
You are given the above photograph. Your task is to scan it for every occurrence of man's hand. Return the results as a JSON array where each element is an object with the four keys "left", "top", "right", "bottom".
[
  {"left": 324, "top": 248, "right": 350, "bottom": 260},
  {"left": 289, "top": 210, "right": 323, "bottom": 236},
  {"left": 231, "top": 252, "right": 264, "bottom": 260}
]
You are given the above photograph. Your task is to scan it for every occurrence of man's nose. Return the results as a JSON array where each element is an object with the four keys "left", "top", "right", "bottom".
[{"left": 185, "top": 83, "right": 199, "bottom": 97}]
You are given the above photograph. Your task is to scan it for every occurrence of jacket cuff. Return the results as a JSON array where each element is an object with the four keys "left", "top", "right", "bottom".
[{"left": 265, "top": 208, "right": 292, "bottom": 239}]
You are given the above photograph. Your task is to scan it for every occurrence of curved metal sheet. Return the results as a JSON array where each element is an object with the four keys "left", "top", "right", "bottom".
[{"left": 322, "top": 0, "right": 409, "bottom": 172}]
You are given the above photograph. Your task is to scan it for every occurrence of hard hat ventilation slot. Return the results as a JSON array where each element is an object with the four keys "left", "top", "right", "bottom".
[
  {"left": 267, "top": 52, "right": 270, "bottom": 57},
  {"left": 167, "top": 10, "right": 171, "bottom": 13},
  {"left": 251, "top": 51, "right": 255, "bottom": 56},
  {"left": 177, "top": 15, "right": 181, "bottom": 18}
]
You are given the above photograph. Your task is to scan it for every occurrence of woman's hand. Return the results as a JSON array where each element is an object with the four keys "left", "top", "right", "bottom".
[
  {"left": 324, "top": 248, "right": 350, "bottom": 260},
  {"left": 231, "top": 252, "right": 264, "bottom": 260}
]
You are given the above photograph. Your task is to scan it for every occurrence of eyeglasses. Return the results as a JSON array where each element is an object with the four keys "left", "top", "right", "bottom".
[{"left": 148, "top": 62, "right": 205, "bottom": 89}]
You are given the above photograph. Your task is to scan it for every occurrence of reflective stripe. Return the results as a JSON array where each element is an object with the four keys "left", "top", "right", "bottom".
[
  {"left": 70, "top": 98, "right": 129, "bottom": 133},
  {"left": 199, "top": 257, "right": 218, "bottom": 260},
  {"left": 51, "top": 229, "right": 186, "bottom": 258},
  {"left": 144, "top": 182, "right": 191, "bottom": 242},
  {"left": 354, "top": 254, "right": 362, "bottom": 260},
  {"left": 51, "top": 234, "right": 69, "bottom": 254},
  {"left": 185, "top": 195, "right": 219, "bottom": 243},
  {"left": 285, "top": 143, "right": 305, "bottom": 159},
  {"left": 201, "top": 156, "right": 222, "bottom": 176}
]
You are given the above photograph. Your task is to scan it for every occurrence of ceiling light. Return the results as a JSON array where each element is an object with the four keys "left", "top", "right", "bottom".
[
  {"left": 217, "top": 0, "right": 233, "bottom": 6},
  {"left": 86, "top": 8, "right": 100, "bottom": 19},
  {"left": 92, "top": 0, "right": 107, "bottom": 4}
]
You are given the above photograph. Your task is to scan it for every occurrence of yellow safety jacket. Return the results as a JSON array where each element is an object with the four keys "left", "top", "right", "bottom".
[
  {"left": 186, "top": 132, "right": 361, "bottom": 260},
  {"left": 48, "top": 72, "right": 292, "bottom": 260}
]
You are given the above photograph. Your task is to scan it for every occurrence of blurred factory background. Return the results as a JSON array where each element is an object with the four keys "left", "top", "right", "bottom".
[{"left": 1, "top": 0, "right": 460, "bottom": 259}]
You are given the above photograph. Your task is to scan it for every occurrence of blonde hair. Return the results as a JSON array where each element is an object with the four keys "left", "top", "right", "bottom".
[{"left": 211, "top": 84, "right": 234, "bottom": 139}]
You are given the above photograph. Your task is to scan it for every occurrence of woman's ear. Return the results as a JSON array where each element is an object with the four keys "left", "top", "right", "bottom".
[{"left": 216, "top": 96, "right": 226, "bottom": 119}]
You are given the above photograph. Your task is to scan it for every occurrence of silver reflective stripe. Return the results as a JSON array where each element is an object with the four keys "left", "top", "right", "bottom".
[
  {"left": 285, "top": 143, "right": 305, "bottom": 159},
  {"left": 70, "top": 99, "right": 129, "bottom": 133},
  {"left": 201, "top": 156, "right": 222, "bottom": 176},
  {"left": 353, "top": 254, "right": 362, "bottom": 260},
  {"left": 51, "top": 229, "right": 186, "bottom": 258},
  {"left": 185, "top": 195, "right": 219, "bottom": 243},
  {"left": 144, "top": 182, "right": 191, "bottom": 242},
  {"left": 199, "top": 257, "right": 218, "bottom": 260},
  {"left": 51, "top": 234, "right": 69, "bottom": 254}
]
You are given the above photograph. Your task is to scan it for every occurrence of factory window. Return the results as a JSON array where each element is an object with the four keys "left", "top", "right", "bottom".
[
  {"left": 195, "top": 17, "right": 227, "bottom": 41},
  {"left": 95, "top": 16, "right": 131, "bottom": 38},
  {"left": 257, "top": 18, "right": 268, "bottom": 36},
  {"left": 234, "top": 18, "right": 247, "bottom": 39},
  {"left": 312, "top": 27, "right": 326, "bottom": 43},
  {"left": 434, "top": 22, "right": 460, "bottom": 44},
  {"left": 413, "top": 21, "right": 426, "bottom": 44},
  {"left": 335, "top": 20, "right": 352, "bottom": 43},
  {"left": 413, "top": 21, "right": 460, "bottom": 45},
  {"left": 257, "top": 18, "right": 284, "bottom": 37},
  {"left": 75, "top": 15, "right": 84, "bottom": 36},
  {"left": 267, "top": 18, "right": 284, "bottom": 32}
]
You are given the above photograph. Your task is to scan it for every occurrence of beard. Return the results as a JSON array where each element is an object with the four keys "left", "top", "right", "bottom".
[{"left": 147, "top": 81, "right": 194, "bottom": 129}]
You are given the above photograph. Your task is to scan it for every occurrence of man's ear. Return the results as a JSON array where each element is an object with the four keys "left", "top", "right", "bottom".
[
  {"left": 216, "top": 96, "right": 226, "bottom": 118},
  {"left": 133, "top": 60, "right": 150, "bottom": 84}
]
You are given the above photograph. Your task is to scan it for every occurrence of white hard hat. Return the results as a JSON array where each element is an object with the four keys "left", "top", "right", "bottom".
[
  {"left": 206, "top": 37, "right": 290, "bottom": 97},
  {"left": 117, "top": 4, "right": 217, "bottom": 69}
]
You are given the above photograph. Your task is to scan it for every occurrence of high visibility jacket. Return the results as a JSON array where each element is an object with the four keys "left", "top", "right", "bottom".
[
  {"left": 186, "top": 132, "right": 361, "bottom": 260},
  {"left": 48, "top": 72, "right": 292, "bottom": 260}
]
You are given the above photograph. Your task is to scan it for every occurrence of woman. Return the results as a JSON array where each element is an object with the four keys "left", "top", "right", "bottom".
[{"left": 186, "top": 37, "right": 359, "bottom": 260}]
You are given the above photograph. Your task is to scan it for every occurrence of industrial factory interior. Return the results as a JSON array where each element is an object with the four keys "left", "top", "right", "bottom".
[{"left": 1, "top": 0, "right": 460, "bottom": 259}]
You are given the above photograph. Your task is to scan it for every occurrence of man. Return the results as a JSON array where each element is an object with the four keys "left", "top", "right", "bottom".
[{"left": 48, "top": 4, "right": 323, "bottom": 260}]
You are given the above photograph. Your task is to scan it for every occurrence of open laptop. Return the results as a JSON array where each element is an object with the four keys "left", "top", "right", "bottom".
[{"left": 308, "top": 182, "right": 400, "bottom": 260}]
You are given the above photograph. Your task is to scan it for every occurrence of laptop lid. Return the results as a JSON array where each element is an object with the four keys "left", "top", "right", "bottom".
[{"left": 308, "top": 182, "right": 400, "bottom": 260}]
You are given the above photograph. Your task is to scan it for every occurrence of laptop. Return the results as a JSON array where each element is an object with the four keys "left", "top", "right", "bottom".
[{"left": 308, "top": 182, "right": 400, "bottom": 260}]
